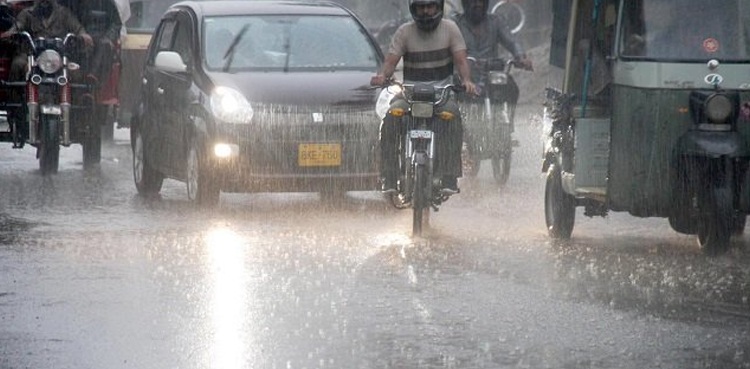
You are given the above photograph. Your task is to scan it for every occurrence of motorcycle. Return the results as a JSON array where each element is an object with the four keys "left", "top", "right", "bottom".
[
  {"left": 0, "top": 31, "right": 100, "bottom": 174},
  {"left": 460, "top": 56, "right": 524, "bottom": 185},
  {"left": 376, "top": 80, "right": 464, "bottom": 236}
]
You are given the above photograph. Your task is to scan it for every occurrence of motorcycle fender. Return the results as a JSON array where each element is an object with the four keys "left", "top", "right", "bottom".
[
  {"left": 413, "top": 151, "right": 429, "bottom": 165},
  {"left": 674, "top": 130, "right": 750, "bottom": 159}
]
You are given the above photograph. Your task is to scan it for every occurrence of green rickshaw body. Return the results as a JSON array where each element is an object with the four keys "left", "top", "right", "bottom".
[
  {"left": 607, "top": 62, "right": 750, "bottom": 216},
  {"left": 544, "top": 0, "right": 750, "bottom": 252}
]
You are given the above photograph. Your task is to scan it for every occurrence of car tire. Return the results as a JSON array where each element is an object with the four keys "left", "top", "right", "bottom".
[
  {"left": 132, "top": 128, "right": 164, "bottom": 196},
  {"left": 186, "top": 139, "right": 220, "bottom": 207}
]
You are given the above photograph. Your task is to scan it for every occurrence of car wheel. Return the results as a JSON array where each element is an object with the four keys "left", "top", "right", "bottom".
[
  {"left": 132, "top": 128, "right": 164, "bottom": 195},
  {"left": 186, "top": 139, "right": 220, "bottom": 207}
]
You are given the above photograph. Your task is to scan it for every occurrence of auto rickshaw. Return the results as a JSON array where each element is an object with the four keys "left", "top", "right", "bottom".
[{"left": 542, "top": 0, "right": 750, "bottom": 255}]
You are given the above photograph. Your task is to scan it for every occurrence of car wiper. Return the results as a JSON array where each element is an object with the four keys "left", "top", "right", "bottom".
[{"left": 222, "top": 23, "right": 250, "bottom": 72}]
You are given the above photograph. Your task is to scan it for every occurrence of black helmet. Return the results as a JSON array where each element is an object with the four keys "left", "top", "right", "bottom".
[
  {"left": 461, "top": 0, "right": 489, "bottom": 12},
  {"left": 461, "top": 0, "right": 489, "bottom": 24},
  {"left": 409, "top": 0, "right": 444, "bottom": 31}
]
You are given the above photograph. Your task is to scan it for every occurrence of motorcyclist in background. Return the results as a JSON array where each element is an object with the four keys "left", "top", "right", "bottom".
[
  {"left": 370, "top": 0, "right": 477, "bottom": 194},
  {"left": 63, "top": 0, "right": 121, "bottom": 84},
  {"left": 0, "top": 0, "right": 93, "bottom": 82},
  {"left": 453, "top": 0, "right": 532, "bottom": 104}
]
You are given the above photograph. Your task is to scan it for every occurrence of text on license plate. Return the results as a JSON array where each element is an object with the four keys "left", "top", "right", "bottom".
[
  {"left": 298, "top": 143, "right": 341, "bottom": 167},
  {"left": 409, "top": 130, "right": 433, "bottom": 139}
]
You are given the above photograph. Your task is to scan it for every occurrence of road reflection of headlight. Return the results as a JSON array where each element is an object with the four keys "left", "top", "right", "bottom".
[{"left": 206, "top": 226, "right": 248, "bottom": 369}]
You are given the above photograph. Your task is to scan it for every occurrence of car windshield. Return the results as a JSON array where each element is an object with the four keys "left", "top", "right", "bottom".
[
  {"left": 619, "top": 0, "right": 750, "bottom": 61},
  {"left": 202, "top": 14, "right": 380, "bottom": 71}
]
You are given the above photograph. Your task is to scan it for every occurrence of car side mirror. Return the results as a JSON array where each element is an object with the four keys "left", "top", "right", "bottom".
[{"left": 155, "top": 51, "right": 188, "bottom": 73}]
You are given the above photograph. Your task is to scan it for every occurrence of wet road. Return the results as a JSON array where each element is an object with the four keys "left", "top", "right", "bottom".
[{"left": 1, "top": 106, "right": 749, "bottom": 369}]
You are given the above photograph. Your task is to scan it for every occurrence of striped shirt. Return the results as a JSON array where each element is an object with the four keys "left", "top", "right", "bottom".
[{"left": 388, "top": 19, "right": 467, "bottom": 82}]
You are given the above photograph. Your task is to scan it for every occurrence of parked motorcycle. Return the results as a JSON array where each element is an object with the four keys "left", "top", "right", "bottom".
[
  {"left": 375, "top": 80, "right": 464, "bottom": 236},
  {"left": 460, "top": 56, "right": 523, "bottom": 185},
  {"left": 0, "top": 31, "right": 100, "bottom": 174}
]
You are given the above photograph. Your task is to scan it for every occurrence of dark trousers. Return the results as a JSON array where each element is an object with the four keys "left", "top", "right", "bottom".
[
  {"left": 380, "top": 97, "right": 463, "bottom": 182},
  {"left": 86, "top": 38, "right": 115, "bottom": 82}
]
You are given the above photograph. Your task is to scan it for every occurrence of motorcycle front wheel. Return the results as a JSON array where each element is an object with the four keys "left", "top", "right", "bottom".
[
  {"left": 412, "top": 163, "right": 428, "bottom": 236},
  {"left": 38, "top": 115, "right": 60, "bottom": 175}
]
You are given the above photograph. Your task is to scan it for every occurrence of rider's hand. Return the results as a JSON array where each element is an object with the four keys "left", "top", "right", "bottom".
[
  {"left": 370, "top": 74, "right": 387, "bottom": 86},
  {"left": 80, "top": 33, "right": 94, "bottom": 48},
  {"left": 0, "top": 30, "right": 11, "bottom": 39},
  {"left": 463, "top": 80, "right": 478, "bottom": 96},
  {"left": 516, "top": 57, "right": 533, "bottom": 71}
]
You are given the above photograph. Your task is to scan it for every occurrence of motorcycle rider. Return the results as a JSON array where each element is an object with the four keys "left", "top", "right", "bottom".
[
  {"left": 454, "top": 0, "right": 532, "bottom": 105},
  {"left": 1, "top": 0, "right": 93, "bottom": 83},
  {"left": 370, "top": 0, "right": 477, "bottom": 194}
]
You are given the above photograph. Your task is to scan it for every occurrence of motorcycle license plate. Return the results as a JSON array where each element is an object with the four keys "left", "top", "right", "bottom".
[
  {"left": 41, "top": 105, "right": 62, "bottom": 115},
  {"left": 298, "top": 143, "right": 341, "bottom": 167},
  {"left": 410, "top": 130, "right": 433, "bottom": 139}
]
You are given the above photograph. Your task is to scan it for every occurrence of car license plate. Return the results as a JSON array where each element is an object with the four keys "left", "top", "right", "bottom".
[{"left": 298, "top": 143, "right": 341, "bottom": 167}]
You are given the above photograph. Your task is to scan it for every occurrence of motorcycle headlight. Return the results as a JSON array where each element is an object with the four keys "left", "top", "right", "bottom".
[
  {"left": 705, "top": 94, "right": 733, "bottom": 123},
  {"left": 210, "top": 86, "right": 254, "bottom": 124},
  {"left": 488, "top": 71, "right": 508, "bottom": 85},
  {"left": 37, "top": 49, "right": 62, "bottom": 74},
  {"left": 375, "top": 84, "right": 402, "bottom": 120}
]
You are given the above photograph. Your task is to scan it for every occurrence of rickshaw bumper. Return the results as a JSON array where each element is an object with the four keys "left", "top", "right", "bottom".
[{"left": 674, "top": 130, "right": 750, "bottom": 159}]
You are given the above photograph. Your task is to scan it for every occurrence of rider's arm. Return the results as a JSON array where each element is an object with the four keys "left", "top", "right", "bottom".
[
  {"left": 493, "top": 14, "right": 532, "bottom": 70},
  {"left": 371, "top": 53, "right": 400, "bottom": 86},
  {"left": 453, "top": 49, "right": 477, "bottom": 95}
]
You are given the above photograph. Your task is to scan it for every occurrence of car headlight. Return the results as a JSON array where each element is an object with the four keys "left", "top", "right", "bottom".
[
  {"left": 375, "top": 84, "right": 402, "bottom": 120},
  {"left": 37, "top": 49, "right": 62, "bottom": 74},
  {"left": 210, "top": 86, "right": 254, "bottom": 124}
]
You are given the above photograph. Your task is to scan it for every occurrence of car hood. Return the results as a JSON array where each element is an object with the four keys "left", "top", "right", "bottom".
[{"left": 207, "top": 70, "right": 378, "bottom": 108}]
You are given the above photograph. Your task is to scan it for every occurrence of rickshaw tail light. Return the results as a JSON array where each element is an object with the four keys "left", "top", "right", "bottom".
[
  {"left": 438, "top": 111, "right": 455, "bottom": 121},
  {"left": 389, "top": 108, "right": 406, "bottom": 117}
]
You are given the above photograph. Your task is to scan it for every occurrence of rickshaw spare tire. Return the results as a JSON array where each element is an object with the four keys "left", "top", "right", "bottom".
[{"left": 545, "top": 164, "right": 575, "bottom": 239}]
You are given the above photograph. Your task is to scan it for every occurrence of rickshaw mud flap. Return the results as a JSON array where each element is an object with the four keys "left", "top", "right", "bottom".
[{"left": 674, "top": 130, "right": 750, "bottom": 159}]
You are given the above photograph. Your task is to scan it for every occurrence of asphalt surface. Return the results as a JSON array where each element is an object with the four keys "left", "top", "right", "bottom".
[{"left": 1, "top": 105, "right": 749, "bottom": 369}]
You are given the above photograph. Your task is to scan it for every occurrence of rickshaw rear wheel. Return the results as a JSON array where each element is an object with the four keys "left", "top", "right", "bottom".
[
  {"left": 38, "top": 115, "right": 60, "bottom": 175},
  {"left": 732, "top": 215, "right": 746, "bottom": 235},
  {"left": 492, "top": 150, "right": 511, "bottom": 185},
  {"left": 545, "top": 164, "right": 575, "bottom": 239},
  {"left": 82, "top": 106, "right": 104, "bottom": 169},
  {"left": 697, "top": 184, "right": 732, "bottom": 256}
]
